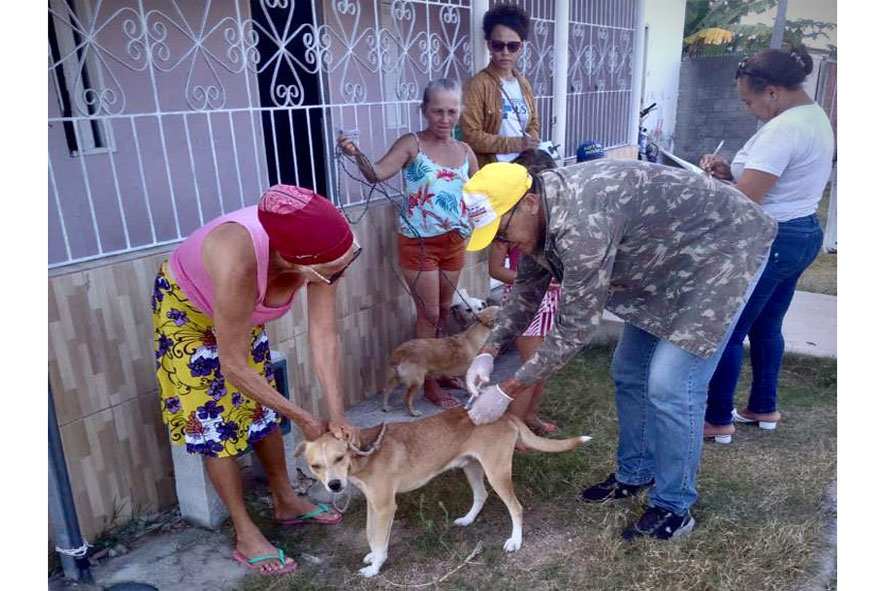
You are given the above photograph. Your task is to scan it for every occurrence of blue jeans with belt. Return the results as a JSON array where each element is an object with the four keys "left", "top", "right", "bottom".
[
  {"left": 705, "top": 214, "right": 824, "bottom": 425},
  {"left": 611, "top": 259, "right": 765, "bottom": 515}
]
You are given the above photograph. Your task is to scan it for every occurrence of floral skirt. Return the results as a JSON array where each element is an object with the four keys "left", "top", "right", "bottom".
[{"left": 152, "top": 262, "right": 279, "bottom": 458}]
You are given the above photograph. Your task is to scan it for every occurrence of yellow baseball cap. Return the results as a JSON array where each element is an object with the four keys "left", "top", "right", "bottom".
[{"left": 463, "top": 162, "right": 532, "bottom": 252}]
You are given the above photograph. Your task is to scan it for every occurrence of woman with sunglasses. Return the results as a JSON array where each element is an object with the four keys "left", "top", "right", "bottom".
[
  {"left": 700, "top": 46, "right": 834, "bottom": 443},
  {"left": 152, "top": 185, "right": 360, "bottom": 576},
  {"left": 461, "top": 3, "right": 540, "bottom": 168}
]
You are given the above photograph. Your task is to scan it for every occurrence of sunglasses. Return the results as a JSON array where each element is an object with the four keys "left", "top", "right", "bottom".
[
  {"left": 493, "top": 195, "right": 527, "bottom": 243},
  {"left": 735, "top": 59, "right": 769, "bottom": 82},
  {"left": 489, "top": 40, "right": 522, "bottom": 54},
  {"left": 308, "top": 244, "right": 362, "bottom": 285}
]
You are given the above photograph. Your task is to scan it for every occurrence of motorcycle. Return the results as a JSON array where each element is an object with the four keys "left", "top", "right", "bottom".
[{"left": 638, "top": 103, "right": 660, "bottom": 163}]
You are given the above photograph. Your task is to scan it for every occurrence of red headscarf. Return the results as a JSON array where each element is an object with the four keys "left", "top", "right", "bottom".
[{"left": 257, "top": 185, "right": 354, "bottom": 265}]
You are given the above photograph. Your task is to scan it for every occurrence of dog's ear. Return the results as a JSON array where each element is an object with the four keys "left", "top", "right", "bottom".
[{"left": 294, "top": 440, "right": 307, "bottom": 458}]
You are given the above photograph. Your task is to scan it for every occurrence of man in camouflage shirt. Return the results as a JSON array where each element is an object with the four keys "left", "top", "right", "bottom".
[{"left": 461, "top": 159, "right": 776, "bottom": 541}]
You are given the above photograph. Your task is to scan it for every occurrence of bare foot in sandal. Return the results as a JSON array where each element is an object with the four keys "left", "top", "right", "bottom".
[
  {"left": 233, "top": 527, "right": 297, "bottom": 575},
  {"left": 436, "top": 375, "right": 466, "bottom": 390},
  {"left": 525, "top": 415, "right": 558, "bottom": 436},
  {"left": 423, "top": 379, "right": 460, "bottom": 409}
]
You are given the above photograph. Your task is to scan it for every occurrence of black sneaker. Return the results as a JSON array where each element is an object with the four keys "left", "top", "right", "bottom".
[
  {"left": 621, "top": 506, "right": 696, "bottom": 541},
  {"left": 577, "top": 473, "right": 654, "bottom": 504}
]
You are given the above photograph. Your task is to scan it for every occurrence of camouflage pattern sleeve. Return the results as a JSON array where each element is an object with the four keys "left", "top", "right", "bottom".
[
  {"left": 514, "top": 216, "right": 622, "bottom": 385},
  {"left": 485, "top": 253, "right": 552, "bottom": 353}
]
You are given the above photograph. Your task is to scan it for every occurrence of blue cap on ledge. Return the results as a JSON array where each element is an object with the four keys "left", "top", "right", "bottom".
[{"left": 576, "top": 140, "right": 605, "bottom": 162}]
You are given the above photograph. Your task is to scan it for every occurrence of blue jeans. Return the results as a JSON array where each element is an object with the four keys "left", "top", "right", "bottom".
[
  {"left": 611, "top": 260, "right": 764, "bottom": 515},
  {"left": 706, "top": 215, "right": 823, "bottom": 425}
]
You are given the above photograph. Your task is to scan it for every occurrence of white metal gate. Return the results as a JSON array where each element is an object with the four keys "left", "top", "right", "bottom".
[
  {"left": 816, "top": 58, "right": 837, "bottom": 253},
  {"left": 565, "top": 0, "right": 637, "bottom": 155},
  {"left": 48, "top": 0, "right": 640, "bottom": 268}
]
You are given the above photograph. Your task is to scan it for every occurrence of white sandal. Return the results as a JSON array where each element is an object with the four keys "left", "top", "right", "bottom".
[{"left": 732, "top": 408, "right": 779, "bottom": 430}]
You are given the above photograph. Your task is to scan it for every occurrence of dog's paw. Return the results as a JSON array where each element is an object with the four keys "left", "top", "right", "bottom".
[
  {"left": 363, "top": 552, "right": 376, "bottom": 564},
  {"left": 502, "top": 536, "right": 522, "bottom": 552},
  {"left": 359, "top": 564, "right": 381, "bottom": 578},
  {"left": 409, "top": 409, "right": 423, "bottom": 417},
  {"left": 382, "top": 406, "right": 390, "bottom": 413},
  {"left": 453, "top": 516, "right": 475, "bottom": 527}
]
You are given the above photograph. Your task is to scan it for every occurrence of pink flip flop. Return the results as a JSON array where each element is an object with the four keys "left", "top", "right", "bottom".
[
  {"left": 278, "top": 503, "right": 343, "bottom": 526},
  {"left": 437, "top": 376, "right": 466, "bottom": 390},
  {"left": 232, "top": 548, "right": 298, "bottom": 576}
]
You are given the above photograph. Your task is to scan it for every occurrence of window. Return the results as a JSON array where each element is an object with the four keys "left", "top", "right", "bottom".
[{"left": 48, "top": 0, "right": 113, "bottom": 156}]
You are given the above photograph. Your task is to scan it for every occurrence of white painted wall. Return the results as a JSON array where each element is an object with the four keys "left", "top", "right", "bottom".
[{"left": 640, "top": 0, "right": 687, "bottom": 151}]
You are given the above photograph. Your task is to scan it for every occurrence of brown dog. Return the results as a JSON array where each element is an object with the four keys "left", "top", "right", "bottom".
[
  {"left": 382, "top": 305, "right": 499, "bottom": 416},
  {"left": 295, "top": 408, "right": 590, "bottom": 578}
]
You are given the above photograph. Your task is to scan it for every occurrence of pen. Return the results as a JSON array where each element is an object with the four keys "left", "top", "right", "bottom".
[{"left": 704, "top": 140, "right": 725, "bottom": 176}]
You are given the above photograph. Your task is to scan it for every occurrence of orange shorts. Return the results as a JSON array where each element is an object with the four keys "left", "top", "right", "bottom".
[{"left": 397, "top": 231, "right": 467, "bottom": 272}]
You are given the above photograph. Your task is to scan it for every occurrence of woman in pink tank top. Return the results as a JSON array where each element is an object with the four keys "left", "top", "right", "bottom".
[{"left": 153, "top": 185, "right": 361, "bottom": 575}]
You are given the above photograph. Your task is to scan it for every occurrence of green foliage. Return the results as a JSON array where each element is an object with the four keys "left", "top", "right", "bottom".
[
  {"left": 683, "top": 0, "right": 836, "bottom": 57},
  {"left": 684, "top": 0, "right": 778, "bottom": 38}
]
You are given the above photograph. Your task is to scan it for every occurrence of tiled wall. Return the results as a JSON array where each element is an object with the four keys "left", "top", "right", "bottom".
[{"left": 48, "top": 203, "right": 489, "bottom": 540}]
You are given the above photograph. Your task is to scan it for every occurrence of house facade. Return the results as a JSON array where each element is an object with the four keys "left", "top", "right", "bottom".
[{"left": 49, "top": 0, "right": 646, "bottom": 540}]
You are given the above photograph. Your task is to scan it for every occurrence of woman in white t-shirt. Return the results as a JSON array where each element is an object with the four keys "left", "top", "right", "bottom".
[
  {"left": 701, "top": 46, "right": 834, "bottom": 443},
  {"left": 460, "top": 4, "right": 540, "bottom": 169}
]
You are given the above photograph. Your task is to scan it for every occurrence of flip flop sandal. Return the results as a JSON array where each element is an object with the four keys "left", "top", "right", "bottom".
[
  {"left": 425, "top": 393, "right": 460, "bottom": 409},
  {"left": 232, "top": 548, "right": 298, "bottom": 576},
  {"left": 278, "top": 503, "right": 343, "bottom": 526},
  {"left": 529, "top": 420, "right": 559, "bottom": 437},
  {"left": 437, "top": 376, "right": 466, "bottom": 390}
]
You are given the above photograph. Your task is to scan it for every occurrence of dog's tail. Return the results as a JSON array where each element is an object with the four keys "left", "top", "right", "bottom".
[
  {"left": 512, "top": 417, "right": 591, "bottom": 452},
  {"left": 381, "top": 356, "right": 402, "bottom": 411}
]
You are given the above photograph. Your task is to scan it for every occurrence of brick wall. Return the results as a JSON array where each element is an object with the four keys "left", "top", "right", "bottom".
[
  {"left": 48, "top": 202, "right": 488, "bottom": 540},
  {"left": 673, "top": 55, "right": 758, "bottom": 168}
]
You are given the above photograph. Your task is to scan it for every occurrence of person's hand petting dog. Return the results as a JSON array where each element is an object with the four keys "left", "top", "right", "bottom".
[
  {"left": 467, "top": 383, "right": 513, "bottom": 425},
  {"left": 328, "top": 417, "right": 357, "bottom": 442},
  {"left": 301, "top": 416, "right": 328, "bottom": 441}
]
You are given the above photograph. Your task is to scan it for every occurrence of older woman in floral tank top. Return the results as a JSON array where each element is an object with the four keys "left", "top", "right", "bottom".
[{"left": 338, "top": 78, "right": 479, "bottom": 409}]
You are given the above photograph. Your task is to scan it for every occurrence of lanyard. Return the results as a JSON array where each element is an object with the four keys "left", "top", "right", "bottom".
[{"left": 485, "top": 70, "right": 528, "bottom": 136}]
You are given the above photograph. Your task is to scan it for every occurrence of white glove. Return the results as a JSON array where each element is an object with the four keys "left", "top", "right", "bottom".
[
  {"left": 465, "top": 353, "right": 495, "bottom": 405},
  {"left": 467, "top": 384, "right": 512, "bottom": 425}
]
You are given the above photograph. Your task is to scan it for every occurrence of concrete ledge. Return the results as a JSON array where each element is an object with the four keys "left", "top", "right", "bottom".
[
  {"left": 782, "top": 291, "right": 836, "bottom": 358},
  {"left": 170, "top": 444, "right": 228, "bottom": 530},
  {"left": 173, "top": 349, "right": 304, "bottom": 529},
  {"left": 591, "top": 291, "right": 836, "bottom": 359}
]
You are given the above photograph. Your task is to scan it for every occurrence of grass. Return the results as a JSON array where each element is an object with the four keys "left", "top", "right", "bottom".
[
  {"left": 796, "top": 185, "right": 837, "bottom": 296},
  {"left": 236, "top": 343, "right": 836, "bottom": 591}
]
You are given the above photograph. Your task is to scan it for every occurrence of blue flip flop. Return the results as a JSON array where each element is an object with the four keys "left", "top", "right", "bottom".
[
  {"left": 232, "top": 548, "right": 298, "bottom": 575},
  {"left": 278, "top": 502, "right": 343, "bottom": 526}
]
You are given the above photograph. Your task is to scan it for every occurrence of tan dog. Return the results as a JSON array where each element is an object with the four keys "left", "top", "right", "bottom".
[
  {"left": 382, "top": 305, "right": 500, "bottom": 416},
  {"left": 295, "top": 408, "right": 590, "bottom": 578}
]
